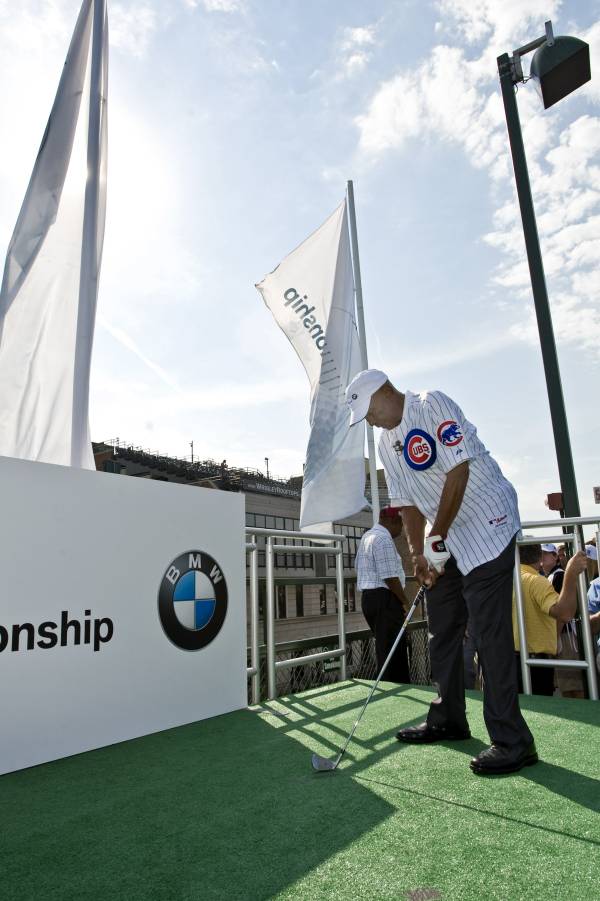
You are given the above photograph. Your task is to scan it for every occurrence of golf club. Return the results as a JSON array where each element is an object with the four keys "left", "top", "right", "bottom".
[{"left": 311, "top": 583, "right": 427, "bottom": 772}]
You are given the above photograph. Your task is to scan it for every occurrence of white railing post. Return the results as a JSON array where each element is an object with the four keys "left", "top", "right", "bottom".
[
  {"left": 249, "top": 535, "right": 260, "bottom": 705},
  {"left": 336, "top": 538, "right": 347, "bottom": 681},
  {"left": 572, "top": 530, "right": 599, "bottom": 700},
  {"left": 513, "top": 543, "right": 532, "bottom": 694},
  {"left": 518, "top": 518, "right": 600, "bottom": 702},
  {"left": 266, "top": 536, "right": 276, "bottom": 700}
]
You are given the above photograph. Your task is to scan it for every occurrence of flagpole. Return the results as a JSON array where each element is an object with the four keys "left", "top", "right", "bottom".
[
  {"left": 346, "top": 180, "right": 380, "bottom": 525},
  {"left": 72, "top": 0, "right": 107, "bottom": 466}
]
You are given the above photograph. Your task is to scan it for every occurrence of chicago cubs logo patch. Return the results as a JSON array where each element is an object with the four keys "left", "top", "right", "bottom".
[
  {"left": 403, "top": 429, "right": 436, "bottom": 470},
  {"left": 437, "top": 420, "right": 463, "bottom": 447}
]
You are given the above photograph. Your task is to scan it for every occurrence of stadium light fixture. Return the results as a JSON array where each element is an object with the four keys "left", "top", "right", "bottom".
[{"left": 496, "top": 21, "right": 591, "bottom": 518}]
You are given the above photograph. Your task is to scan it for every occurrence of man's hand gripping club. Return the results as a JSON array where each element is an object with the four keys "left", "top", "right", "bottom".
[
  {"left": 413, "top": 536, "right": 451, "bottom": 587},
  {"left": 402, "top": 508, "right": 449, "bottom": 588}
]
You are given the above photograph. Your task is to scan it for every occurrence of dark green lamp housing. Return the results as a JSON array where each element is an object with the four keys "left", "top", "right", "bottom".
[{"left": 530, "top": 35, "right": 591, "bottom": 109}]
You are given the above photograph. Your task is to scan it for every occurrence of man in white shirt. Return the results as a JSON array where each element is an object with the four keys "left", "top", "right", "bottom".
[
  {"left": 345, "top": 369, "right": 537, "bottom": 776},
  {"left": 356, "top": 506, "right": 411, "bottom": 684}
]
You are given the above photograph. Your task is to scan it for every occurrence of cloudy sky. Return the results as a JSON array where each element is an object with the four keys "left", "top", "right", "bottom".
[{"left": 0, "top": 0, "right": 599, "bottom": 523}]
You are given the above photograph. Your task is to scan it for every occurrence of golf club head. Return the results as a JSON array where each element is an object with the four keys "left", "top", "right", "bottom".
[{"left": 311, "top": 752, "right": 339, "bottom": 772}]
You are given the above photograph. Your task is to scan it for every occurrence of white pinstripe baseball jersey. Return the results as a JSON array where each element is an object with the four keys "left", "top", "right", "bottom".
[
  {"left": 378, "top": 390, "right": 520, "bottom": 576},
  {"left": 356, "top": 523, "right": 406, "bottom": 590}
]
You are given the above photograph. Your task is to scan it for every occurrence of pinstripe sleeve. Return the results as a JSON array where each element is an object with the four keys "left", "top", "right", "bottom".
[{"left": 423, "top": 392, "right": 475, "bottom": 474}]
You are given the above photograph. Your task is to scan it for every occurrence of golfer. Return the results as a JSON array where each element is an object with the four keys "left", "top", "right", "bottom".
[
  {"left": 345, "top": 369, "right": 537, "bottom": 776},
  {"left": 356, "top": 506, "right": 411, "bottom": 684}
]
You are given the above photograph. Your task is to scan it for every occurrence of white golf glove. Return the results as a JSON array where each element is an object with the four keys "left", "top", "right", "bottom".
[{"left": 424, "top": 535, "right": 450, "bottom": 574}]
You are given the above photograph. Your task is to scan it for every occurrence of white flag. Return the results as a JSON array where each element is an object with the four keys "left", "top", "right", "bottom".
[
  {"left": 0, "top": 0, "right": 108, "bottom": 469},
  {"left": 257, "top": 201, "right": 367, "bottom": 531}
]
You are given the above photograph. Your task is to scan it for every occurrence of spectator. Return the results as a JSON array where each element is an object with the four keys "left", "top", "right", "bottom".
[
  {"left": 555, "top": 545, "right": 591, "bottom": 699},
  {"left": 513, "top": 544, "right": 588, "bottom": 695},
  {"left": 355, "top": 506, "right": 411, "bottom": 684},
  {"left": 540, "top": 543, "right": 576, "bottom": 695},
  {"left": 588, "top": 571, "right": 600, "bottom": 661},
  {"left": 540, "top": 543, "right": 564, "bottom": 593},
  {"left": 557, "top": 544, "right": 568, "bottom": 570},
  {"left": 586, "top": 544, "right": 598, "bottom": 582}
]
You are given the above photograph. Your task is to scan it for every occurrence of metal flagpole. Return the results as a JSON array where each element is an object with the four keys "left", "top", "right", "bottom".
[
  {"left": 72, "top": 0, "right": 107, "bottom": 466},
  {"left": 346, "top": 180, "right": 380, "bottom": 525}
]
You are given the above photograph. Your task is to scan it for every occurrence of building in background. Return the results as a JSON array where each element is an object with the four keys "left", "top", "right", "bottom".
[{"left": 93, "top": 440, "right": 416, "bottom": 650}]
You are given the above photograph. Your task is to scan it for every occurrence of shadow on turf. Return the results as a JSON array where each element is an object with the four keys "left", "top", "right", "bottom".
[
  {"left": 521, "top": 761, "right": 600, "bottom": 815},
  {"left": 436, "top": 728, "right": 600, "bottom": 816},
  {"left": 0, "top": 708, "right": 401, "bottom": 901},
  {"left": 267, "top": 685, "right": 600, "bottom": 814},
  {"left": 259, "top": 687, "right": 491, "bottom": 779},
  {"left": 518, "top": 693, "right": 600, "bottom": 728},
  {"left": 355, "top": 774, "right": 600, "bottom": 849},
  {"left": 259, "top": 683, "right": 434, "bottom": 764}
]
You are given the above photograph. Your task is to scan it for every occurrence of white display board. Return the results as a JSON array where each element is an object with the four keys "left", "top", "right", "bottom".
[{"left": 0, "top": 456, "right": 246, "bottom": 775}]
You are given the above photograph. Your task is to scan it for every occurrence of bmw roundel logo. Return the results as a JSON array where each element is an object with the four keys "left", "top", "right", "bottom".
[{"left": 158, "top": 551, "right": 228, "bottom": 651}]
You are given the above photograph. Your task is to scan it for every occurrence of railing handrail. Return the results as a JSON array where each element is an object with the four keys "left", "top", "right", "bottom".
[
  {"left": 521, "top": 516, "right": 600, "bottom": 529},
  {"left": 246, "top": 520, "right": 598, "bottom": 703},
  {"left": 245, "top": 525, "right": 339, "bottom": 542},
  {"left": 515, "top": 518, "right": 599, "bottom": 701},
  {"left": 247, "top": 620, "right": 428, "bottom": 657},
  {"left": 245, "top": 524, "right": 347, "bottom": 700}
]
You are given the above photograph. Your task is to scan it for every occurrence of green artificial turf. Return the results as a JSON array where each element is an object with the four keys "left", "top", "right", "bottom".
[{"left": 1, "top": 684, "right": 598, "bottom": 901}]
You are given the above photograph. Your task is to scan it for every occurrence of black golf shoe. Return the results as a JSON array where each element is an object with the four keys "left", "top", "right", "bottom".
[
  {"left": 470, "top": 742, "right": 538, "bottom": 775},
  {"left": 396, "top": 722, "right": 471, "bottom": 743}
]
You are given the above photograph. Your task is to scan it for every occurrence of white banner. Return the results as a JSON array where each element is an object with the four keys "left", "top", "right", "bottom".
[
  {"left": 0, "top": 0, "right": 107, "bottom": 469},
  {"left": 256, "top": 202, "right": 366, "bottom": 530},
  {"left": 0, "top": 456, "right": 246, "bottom": 775}
]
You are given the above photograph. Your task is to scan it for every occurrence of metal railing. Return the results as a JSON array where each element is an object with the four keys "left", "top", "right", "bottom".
[
  {"left": 245, "top": 526, "right": 347, "bottom": 702},
  {"left": 516, "top": 517, "right": 599, "bottom": 700},
  {"left": 247, "top": 519, "right": 599, "bottom": 704},
  {"left": 247, "top": 622, "right": 432, "bottom": 702}
]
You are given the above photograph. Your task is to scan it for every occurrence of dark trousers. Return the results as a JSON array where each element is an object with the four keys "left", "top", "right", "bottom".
[
  {"left": 361, "top": 587, "right": 411, "bottom": 684},
  {"left": 425, "top": 537, "right": 534, "bottom": 751},
  {"left": 515, "top": 652, "right": 555, "bottom": 696},
  {"left": 463, "top": 625, "right": 478, "bottom": 690}
]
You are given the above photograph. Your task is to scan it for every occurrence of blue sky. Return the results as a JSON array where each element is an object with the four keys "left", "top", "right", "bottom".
[{"left": 0, "top": 0, "right": 599, "bottom": 522}]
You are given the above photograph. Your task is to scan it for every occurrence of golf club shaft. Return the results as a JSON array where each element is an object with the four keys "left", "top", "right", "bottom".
[{"left": 337, "top": 585, "right": 426, "bottom": 761}]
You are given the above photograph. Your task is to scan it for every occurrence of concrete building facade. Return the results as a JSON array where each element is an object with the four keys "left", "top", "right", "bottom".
[{"left": 92, "top": 440, "right": 417, "bottom": 650}]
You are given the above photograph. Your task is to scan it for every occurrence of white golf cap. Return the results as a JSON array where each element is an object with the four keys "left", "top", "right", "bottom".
[
  {"left": 586, "top": 544, "right": 598, "bottom": 561},
  {"left": 541, "top": 543, "right": 558, "bottom": 553},
  {"left": 345, "top": 369, "right": 388, "bottom": 426}
]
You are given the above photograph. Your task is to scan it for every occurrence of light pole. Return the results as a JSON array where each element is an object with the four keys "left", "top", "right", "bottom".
[
  {"left": 265, "top": 457, "right": 270, "bottom": 479},
  {"left": 497, "top": 20, "right": 590, "bottom": 518}
]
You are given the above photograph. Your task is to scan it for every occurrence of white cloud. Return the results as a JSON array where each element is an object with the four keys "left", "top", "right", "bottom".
[
  {"left": 201, "top": 0, "right": 244, "bottom": 12},
  {"left": 341, "top": 25, "right": 377, "bottom": 49},
  {"left": 345, "top": 51, "right": 370, "bottom": 76},
  {"left": 355, "top": 44, "right": 509, "bottom": 180},
  {"left": 337, "top": 22, "right": 378, "bottom": 78},
  {"left": 99, "top": 315, "right": 185, "bottom": 394},
  {"left": 356, "top": 2, "right": 600, "bottom": 357},
  {"left": 110, "top": 3, "right": 160, "bottom": 58},
  {"left": 579, "top": 20, "right": 600, "bottom": 105},
  {"left": 484, "top": 114, "right": 600, "bottom": 355},
  {"left": 436, "top": 0, "right": 562, "bottom": 52}
]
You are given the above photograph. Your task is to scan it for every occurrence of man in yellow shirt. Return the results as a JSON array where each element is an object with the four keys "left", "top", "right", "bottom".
[{"left": 513, "top": 544, "right": 588, "bottom": 695}]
